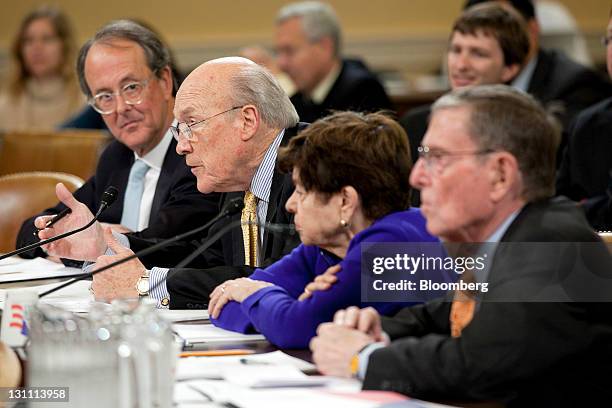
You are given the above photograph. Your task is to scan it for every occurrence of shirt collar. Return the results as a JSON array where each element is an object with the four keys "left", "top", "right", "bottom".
[
  {"left": 133, "top": 120, "right": 176, "bottom": 171},
  {"left": 310, "top": 62, "right": 342, "bottom": 104},
  {"left": 485, "top": 208, "right": 521, "bottom": 243},
  {"left": 511, "top": 56, "right": 538, "bottom": 93},
  {"left": 249, "top": 128, "right": 285, "bottom": 203}
]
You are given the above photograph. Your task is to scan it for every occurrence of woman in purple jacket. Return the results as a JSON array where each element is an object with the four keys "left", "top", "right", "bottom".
[{"left": 207, "top": 111, "right": 438, "bottom": 348}]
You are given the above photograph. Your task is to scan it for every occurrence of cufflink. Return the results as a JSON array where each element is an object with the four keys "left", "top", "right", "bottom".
[{"left": 160, "top": 298, "right": 170, "bottom": 307}]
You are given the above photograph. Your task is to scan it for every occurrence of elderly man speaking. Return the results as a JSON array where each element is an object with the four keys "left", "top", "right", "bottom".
[
  {"left": 310, "top": 85, "right": 612, "bottom": 406},
  {"left": 38, "top": 57, "right": 302, "bottom": 307}
]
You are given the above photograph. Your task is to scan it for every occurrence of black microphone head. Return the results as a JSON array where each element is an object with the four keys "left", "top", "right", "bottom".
[
  {"left": 101, "top": 186, "right": 119, "bottom": 208},
  {"left": 223, "top": 197, "right": 245, "bottom": 216}
]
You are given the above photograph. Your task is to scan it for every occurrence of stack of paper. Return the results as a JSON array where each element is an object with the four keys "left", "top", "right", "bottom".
[{"left": 172, "top": 323, "right": 265, "bottom": 344}]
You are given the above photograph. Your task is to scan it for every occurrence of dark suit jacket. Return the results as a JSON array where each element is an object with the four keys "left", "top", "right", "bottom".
[
  {"left": 557, "top": 97, "right": 612, "bottom": 201},
  {"left": 399, "top": 49, "right": 612, "bottom": 203},
  {"left": 126, "top": 125, "right": 305, "bottom": 309},
  {"left": 290, "top": 58, "right": 392, "bottom": 123},
  {"left": 362, "top": 198, "right": 612, "bottom": 407},
  {"left": 16, "top": 138, "right": 221, "bottom": 259},
  {"left": 528, "top": 49, "right": 612, "bottom": 129}
]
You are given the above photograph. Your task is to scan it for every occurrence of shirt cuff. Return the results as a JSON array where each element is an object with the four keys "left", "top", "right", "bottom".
[
  {"left": 357, "top": 342, "right": 387, "bottom": 380},
  {"left": 149, "top": 267, "right": 171, "bottom": 309},
  {"left": 82, "top": 232, "right": 131, "bottom": 273}
]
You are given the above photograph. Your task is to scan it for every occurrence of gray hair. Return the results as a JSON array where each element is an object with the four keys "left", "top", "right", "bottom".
[
  {"left": 229, "top": 63, "right": 299, "bottom": 129},
  {"left": 432, "top": 85, "right": 561, "bottom": 202},
  {"left": 76, "top": 20, "right": 171, "bottom": 98},
  {"left": 276, "top": 1, "right": 342, "bottom": 56}
]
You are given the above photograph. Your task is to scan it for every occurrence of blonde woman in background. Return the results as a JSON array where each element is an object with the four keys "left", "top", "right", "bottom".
[{"left": 0, "top": 6, "right": 84, "bottom": 131}]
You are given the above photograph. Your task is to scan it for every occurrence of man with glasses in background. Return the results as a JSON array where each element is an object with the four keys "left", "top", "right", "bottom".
[{"left": 17, "top": 20, "right": 219, "bottom": 263}]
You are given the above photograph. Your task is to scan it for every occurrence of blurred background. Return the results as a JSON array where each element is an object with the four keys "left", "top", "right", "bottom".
[{"left": 0, "top": 0, "right": 609, "bottom": 97}]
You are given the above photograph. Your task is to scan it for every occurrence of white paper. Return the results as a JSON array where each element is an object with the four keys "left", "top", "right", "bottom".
[
  {"left": 0, "top": 257, "right": 83, "bottom": 283},
  {"left": 159, "top": 309, "right": 209, "bottom": 322},
  {"left": 0, "top": 280, "right": 101, "bottom": 313},
  {"left": 172, "top": 323, "right": 265, "bottom": 344},
  {"left": 176, "top": 350, "right": 316, "bottom": 382},
  {"left": 222, "top": 365, "right": 328, "bottom": 388}
]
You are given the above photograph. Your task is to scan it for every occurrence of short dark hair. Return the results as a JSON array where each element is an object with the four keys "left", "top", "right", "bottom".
[
  {"left": 452, "top": 2, "right": 530, "bottom": 68},
  {"left": 278, "top": 111, "right": 412, "bottom": 220},
  {"left": 76, "top": 20, "right": 171, "bottom": 99},
  {"left": 464, "top": 0, "right": 536, "bottom": 21},
  {"left": 432, "top": 85, "right": 561, "bottom": 202}
]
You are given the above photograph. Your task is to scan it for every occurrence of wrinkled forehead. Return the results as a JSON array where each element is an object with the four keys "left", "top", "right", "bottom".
[
  {"left": 423, "top": 106, "right": 476, "bottom": 150},
  {"left": 175, "top": 84, "right": 222, "bottom": 119}
]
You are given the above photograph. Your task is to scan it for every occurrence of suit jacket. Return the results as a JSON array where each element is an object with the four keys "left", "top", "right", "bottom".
[
  {"left": 17, "top": 138, "right": 221, "bottom": 259},
  {"left": 557, "top": 97, "right": 612, "bottom": 201},
  {"left": 362, "top": 198, "right": 612, "bottom": 407},
  {"left": 126, "top": 125, "right": 305, "bottom": 308},
  {"left": 528, "top": 49, "right": 612, "bottom": 129},
  {"left": 290, "top": 58, "right": 392, "bottom": 123}
]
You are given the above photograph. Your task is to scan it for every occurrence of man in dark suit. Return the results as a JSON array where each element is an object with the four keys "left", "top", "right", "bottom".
[
  {"left": 465, "top": 0, "right": 612, "bottom": 129},
  {"left": 17, "top": 20, "right": 219, "bottom": 261},
  {"left": 38, "top": 57, "right": 302, "bottom": 307},
  {"left": 310, "top": 85, "right": 612, "bottom": 406},
  {"left": 401, "top": 3, "right": 530, "bottom": 205},
  {"left": 275, "top": 1, "right": 391, "bottom": 123},
  {"left": 556, "top": 11, "right": 612, "bottom": 231}
]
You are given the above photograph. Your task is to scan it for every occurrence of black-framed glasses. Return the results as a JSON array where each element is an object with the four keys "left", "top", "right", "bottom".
[
  {"left": 417, "top": 145, "right": 496, "bottom": 174},
  {"left": 89, "top": 78, "right": 151, "bottom": 115},
  {"left": 171, "top": 106, "right": 243, "bottom": 142}
]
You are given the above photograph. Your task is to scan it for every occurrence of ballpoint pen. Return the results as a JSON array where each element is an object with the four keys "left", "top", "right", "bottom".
[{"left": 33, "top": 208, "right": 72, "bottom": 236}]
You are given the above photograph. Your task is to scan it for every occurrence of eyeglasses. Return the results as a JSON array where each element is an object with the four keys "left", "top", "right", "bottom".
[
  {"left": 89, "top": 78, "right": 151, "bottom": 115},
  {"left": 417, "top": 145, "right": 495, "bottom": 174},
  {"left": 602, "top": 34, "right": 612, "bottom": 47},
  {"left": 171, "top": 106, "right": 243, "bottom": 142}
]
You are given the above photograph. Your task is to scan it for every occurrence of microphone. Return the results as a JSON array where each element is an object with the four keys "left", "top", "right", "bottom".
[
  {"left": 172, "top": 220, "right": 296, "bottom": 269},
  {"left": 145, "top": 219, "right": 296, "bottom": 301},
  {"left": 38, "top": 197, "right": 245, "bottom": 298},
  {"left": 0, "top": 186, "right": 119, "bottom": 261}
]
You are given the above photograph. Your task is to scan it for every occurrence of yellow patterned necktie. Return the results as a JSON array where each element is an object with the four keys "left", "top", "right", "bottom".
[{"left": 241, "top": 191, "right": 259, "bottom": 267}]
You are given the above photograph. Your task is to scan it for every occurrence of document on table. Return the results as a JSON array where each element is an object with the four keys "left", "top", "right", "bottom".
[
  {"left": 159, "top": 309, "right": 209, "bottom": 322},
  {"left": 172, "top": 323, "right": 265, "bottom": 344},
  {"left": 0, "top": 280, "right": 107, "bottom": 314},
  {"left": 176, "top": 350, "right": 316, "bottom": 382},
  {"left": 0, "top": 257, "right": 83, "bottom": 283}
]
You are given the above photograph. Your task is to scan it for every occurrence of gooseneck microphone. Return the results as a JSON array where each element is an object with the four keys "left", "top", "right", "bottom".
[
  {"left": 39, "top": 197, "right": 245, "bottom": 298},
  {"left": 0, "top": 186, "right": 119, "bottom": 261},
  {"left": 145, "top": 219, "right": 296, "bottom": 295}
]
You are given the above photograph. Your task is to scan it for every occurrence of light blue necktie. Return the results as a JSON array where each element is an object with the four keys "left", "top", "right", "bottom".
[{"left": 120, "top": 159, "right": 150, "bottom": 231}]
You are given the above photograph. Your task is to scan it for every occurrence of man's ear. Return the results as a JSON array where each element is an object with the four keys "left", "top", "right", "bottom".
[
  {"left": 239, "top": 105, "right": 259, "bottom": 141},
  {"left": 158, "top": 66, "right": 174, "bottom": 99},
  {"left": 501, "top": 63, "right": 521, "bottom": 84},
  {"left": 488, "top": 152, "right": 520, "bottom": 202},
  {"left": 317, "top": 36, "right": 335, "bottom": 58}
]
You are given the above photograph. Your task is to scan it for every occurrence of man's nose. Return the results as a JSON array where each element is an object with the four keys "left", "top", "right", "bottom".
[
  {"left": 409, "top": 157, "right": 429, "bottom": 190},
  {"left": 176, "top": 137, "right": 192, "bottom": 155}
]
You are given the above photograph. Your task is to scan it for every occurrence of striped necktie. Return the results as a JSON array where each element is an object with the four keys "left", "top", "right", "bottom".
[{"left": 241, "top": 191, "right": 259, "bottom": 267}]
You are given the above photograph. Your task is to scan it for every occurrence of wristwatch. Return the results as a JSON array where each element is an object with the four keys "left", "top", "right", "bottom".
[{"left": 135, "top": 271, "right": 150, "bottom": 297}]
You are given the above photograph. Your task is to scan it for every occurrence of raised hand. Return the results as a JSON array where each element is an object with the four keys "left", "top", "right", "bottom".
[{"left": 36, "top": 183, "right": 106, "bottom": 261}]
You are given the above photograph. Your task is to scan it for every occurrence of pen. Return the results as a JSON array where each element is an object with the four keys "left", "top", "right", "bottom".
[
  {"left": 179, "top": 349, "right": 255, "bottom": 358},
  {"left": 34, "top": 208, "right": 72, "bottom": 236},
  {"left": 239, "top": 358, "right": 271, "bottom": 365}
]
